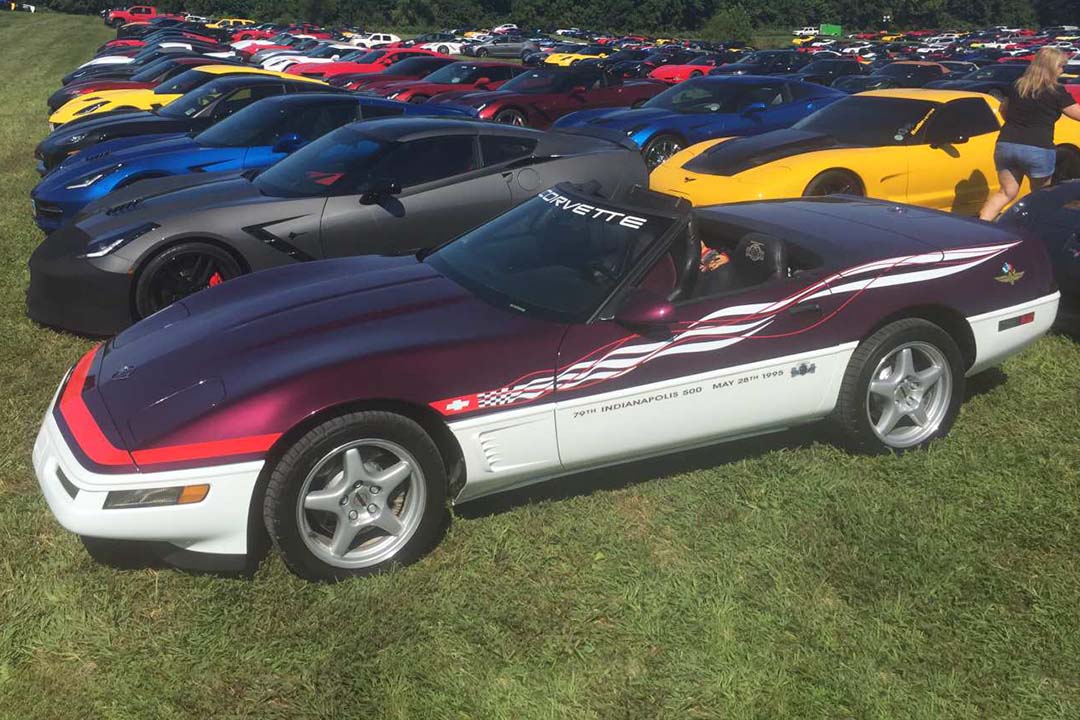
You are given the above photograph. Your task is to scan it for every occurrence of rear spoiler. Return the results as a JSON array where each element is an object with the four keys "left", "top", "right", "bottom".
[{"left": 550, "top": 124, "right": 639, "bottom": 152}]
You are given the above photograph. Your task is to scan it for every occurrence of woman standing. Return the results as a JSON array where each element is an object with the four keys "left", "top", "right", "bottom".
[{"left": 979, "top": 47, "right": 1080, "bottom": 221}]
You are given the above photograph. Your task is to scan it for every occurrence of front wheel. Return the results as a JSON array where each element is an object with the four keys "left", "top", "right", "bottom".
[
  {"left": 642, "top": 133, "right": 684, "bottom": 169},
  {"left": 803, "top": 169, "right": 863, "bottom": 197},
  {"left": 830, "top": 318, "right": 965, "bottom": 453},
  {"left": 493, "top": 108, "right": 527, "bottom": 126},
  {"left": 133, "top": 241, "right": 244, "bottom": 319},
  {"left": 437, "top": 45, "right": 449, "bottom": 54},
  {"left": 475, "top": 48, "right": 488, "bottom": 57},
  {"left": 263, "top": 411, "right": 448, "bottom": 582},
  {"left": 1053, "top": 146, "right": 1080, "bottom": 184}
]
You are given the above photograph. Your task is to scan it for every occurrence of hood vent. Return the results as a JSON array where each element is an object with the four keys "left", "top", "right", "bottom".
[{"left": 106, "top": 197, "right": 143, "bottom": 216}]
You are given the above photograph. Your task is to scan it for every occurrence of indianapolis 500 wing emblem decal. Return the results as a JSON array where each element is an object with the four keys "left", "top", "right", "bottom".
[{"left": 430, "top": 242, "right": 1019, "bottom": 416}]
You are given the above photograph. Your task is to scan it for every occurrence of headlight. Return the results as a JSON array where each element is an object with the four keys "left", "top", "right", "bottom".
[
  {"left": 104, "top": 484, "right": 209, "bottom": 509},
  {"left": 79, "top": 222, "right": 158, "bottom": 258},
  {"left": 75, "top": 101, "right": 108, "bottom": 116},
  {"left": 61, "top": 132, "right": 87, "bottom": 146},
  {"left": 65, "top": 163, "right": 121, "bottom": 189}
]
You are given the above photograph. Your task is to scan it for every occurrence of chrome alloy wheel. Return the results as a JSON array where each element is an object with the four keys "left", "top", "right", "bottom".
[
  {"left": 865, "top": 341, "right": 952, "bottom": 448},
  {"left": 645, "top": 137, "right": 683, "bottom": 169},
  {"left": 297, "top": 440, "right": 426, "bottom": 568},
  {"left": 494, "top": 109, "right": 527, "bottom": 126}
]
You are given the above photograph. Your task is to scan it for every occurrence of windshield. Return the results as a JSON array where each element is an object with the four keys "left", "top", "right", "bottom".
[
  {"left": 158, "top": 80, "right": 229, "bottom": 118},
  {"left": 968, "top": 65, "right": 1025, "bottom": 80},
  {"left": 253, "top": 126, "right": 387, "bottom": 197},
  {"left": 428, "top": 189, "right": 673, "bottom": 321},
  {"left": 385, "top": 57, "right": 441, "bottom": 74},
  {"left": 308, "top": 45, "right": 345, "bottom": 58},
  {"left": 878, "top": 63, "right": 926, "bottom": 78},
  {"left": 154, "top": 68, "right": 210, "bottom": 95},
  {"left": 734, "top": 51, "right": 786, "bottom": 65},
  {"left": 794, "top": 96, "right": 938, "bottom": 145},
  {"left": 350, "top": 50, "right": 385, "bottom": 64},
  {"left": 130, "top": 58, "right": 174, "bottom": 82},
  {"left": 801, "top": 60, "right": 851, "bottom": 72},
  {"left": 500, "top": 69, "right": 578, "bottom": 93},
  {"left": 645, "top": 78, "right": 784, "bottom": 113},
  {"left": 424, "top": 62, "right": 485, "bottom": 84},
  {"left": 606, "top": 50, "right": 650, "bottom": 62}
]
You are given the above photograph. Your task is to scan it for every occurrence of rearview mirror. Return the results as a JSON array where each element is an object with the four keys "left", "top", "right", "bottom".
[
  {"left": 741, "top": 101, "right": 767, "bottom": 115},
  {"left": 271, "top": 132, "right": 305, "bottom": 154},
  {"left": 359, "top": 178, "right": 402, "bottom": 204},
  {"left": 615, "top": 289, "right": 674, "bottom": 328}
]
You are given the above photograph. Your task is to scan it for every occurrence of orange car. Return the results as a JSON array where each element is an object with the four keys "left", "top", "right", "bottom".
[{"left": 649, "top": 55, "right": 727, "bottom": 84}]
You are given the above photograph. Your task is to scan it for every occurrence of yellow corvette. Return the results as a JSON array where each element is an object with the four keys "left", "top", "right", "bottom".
[
  {"left": 49, "top": 66, "right": 322, "bottom": 127},
  {"left": 544, "top": 46, "right": 611, "bottom": 66},
  {"left": 205, "top": 18, "right": 255, "bottom": 29},
  {"left": 650, "top": 89, "right": 1080, "bottom": 216}
]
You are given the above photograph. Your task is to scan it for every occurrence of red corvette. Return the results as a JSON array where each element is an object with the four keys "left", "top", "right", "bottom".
[
  {"left": 368, "top": 61, "right": 524, "bottom": 102},
  {"left": 649, "top": 55, "right": 726, "bottom": 84},
  {"left": 428, "top": 66, "right": 665, "bottom": 128},
  {"left": 287, "top": 48, "right": 447, "bottom": 80},
  {"left": 98, "top": 31, "right": 219, "bottom": 53},
  {"left": 325, "top": 56, "right": 458, "bottom": 91}
]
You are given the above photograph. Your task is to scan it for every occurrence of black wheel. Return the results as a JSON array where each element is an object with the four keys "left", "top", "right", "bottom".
[
  {"left": 830, "top": 318, "right": 965, "bottom": 453},
  {"left": 408, "top": 94, "right": 429, "bottom": 104},
  {"left": 494, "top": 107, "right": 527, "bottom": 126},
  {"left": 263, "top": 411, "right": 448, "bottom": 582},
  {"left": 437, "top": 45, "right": 449, "bottom": 54},
  {"left": 803, "top": 169, "right": 863, "bottom": 197},
  {"left": 475, "top": 48, "right": 488, "bottom": 57},
  {"left": 133, "top": 241, "right": 244, "bottom": 319},
  {"left": 1053, "top": 146, "right": 1080, "bottom": 184},
  {"left": 642, "top": 134, "right": 684, "bottom": 169}
]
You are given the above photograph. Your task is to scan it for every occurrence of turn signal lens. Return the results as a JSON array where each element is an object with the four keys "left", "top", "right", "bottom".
[{"left": 104, "top": 484, "right": 210, "bottom": 509}]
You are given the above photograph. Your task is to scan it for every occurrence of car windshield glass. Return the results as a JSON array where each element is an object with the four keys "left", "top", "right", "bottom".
[
  {"left": 500, "top": 69, "right": 575, "bottom": 93},
  {"left": 253, "top": 126, "right": 386, "bottom": 197},
  {"left": 879, "top": 64, "right": 923, "bottom": 77},
  {"left": 424, "top": 62, "right": 483, "bottom": 83},
  {"left": 158, "top": 81, "right": 228, "bottom": 117},
  {"left": 308, "top": 45, "right": 343, "bottom": 58},
  {"left": 644, "top": 79, "right": 780, "bottom": 113},
  {"left": 195, "top": 101, "right": 285, "bottom": 146},
  {"left": 428, "top": 189, "right": 673, "bottom": 322},
  {"left": 130, "top": 59, "right": 173, "bottom": 82},
  {"left": 607, "top": 50, "right": 649, "bottom": 62},
  {"left": 351, "top": 50, "right": 385, "bottom": 63},
  {"left": 155, "top": 68, "right": 210, "bottom": 95},
  {"left": 793, "top": 96, "right": 938, "bottom": 145},
  {"left": 735, "top": 51, "right": 784, "bottom": 65},
  {"left": 384, "top": 57, "right": 437, "bottom": 74},
  {"left": 969, "top": 65, "right": 1025, "bottom": 80}
]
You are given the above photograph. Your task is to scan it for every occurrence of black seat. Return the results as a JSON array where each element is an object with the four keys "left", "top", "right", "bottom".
[{"left": 731, "top": 232, "right": 787, "bottom": 288}]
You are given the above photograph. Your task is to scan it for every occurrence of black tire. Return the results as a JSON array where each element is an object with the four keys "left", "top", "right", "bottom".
[
  {"left": 803, "top": 169, "right": 863, "bottom": 197},
  {"left": 1053, "top": 146, "right": 1080, "bottom": 184},
  {"left": 494, "top": 107, "right": 527, "bottom": 126},
  {"left": 642, "top": 133, "right": 685, "bottom": 169},
  {"left": 408, "top": 94, "right": 429, "bottom": 104},
  {"left": 689, "top": 70, "right": 703, "bottom": 78},
  {"left": 263, "top": 411, "right": 448, "bottom": 582},
  {"left": 133, "top": 241, "right": 244, "bottom": 320},
  {"left": 830, "top": 318, "right": 965, "bottom": 454},
  {"left": 475, "top": 48, "right": 488, "bottom": 57},
  {"left": 437, "top": 45, "right": 449, "bottom": 54}
]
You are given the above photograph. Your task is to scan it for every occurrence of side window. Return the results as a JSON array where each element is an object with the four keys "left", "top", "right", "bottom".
[
  {"left": 212, "top": 85, "right": 283, "bottom": 119},
  {"left": 480, "top": 136, "right": 537, "bottom": 166},
  {"left": 358, "top": 102, "right": 406, "bottom": 119},
  {"left": 926, "top": 98, "right": 1000, "bottom": 142},
  {"left": 374, "top": 136, "right": 477, "bottom": 188},
  {"left": 493, "top": 66, "right": 518, "bottom": 81},
  {"left": 287, "top": 103, "right": 360, "bottom": 140},
  {"left": 746, "top": 83, "right": 786, "bottom": 106}
]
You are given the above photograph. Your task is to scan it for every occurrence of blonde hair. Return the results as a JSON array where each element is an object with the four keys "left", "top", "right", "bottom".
[{"left": 1016, "top": 47, "right": 1067, "bottom": 98}]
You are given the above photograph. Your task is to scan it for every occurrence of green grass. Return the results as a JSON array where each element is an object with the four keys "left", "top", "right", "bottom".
[{"left": 2, "top": 12, "right": 1080, "bottom": 719}]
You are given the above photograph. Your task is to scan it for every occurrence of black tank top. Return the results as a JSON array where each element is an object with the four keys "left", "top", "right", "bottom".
[{"left": 998, "top": 82, "right": 1076, "bottom": 149}]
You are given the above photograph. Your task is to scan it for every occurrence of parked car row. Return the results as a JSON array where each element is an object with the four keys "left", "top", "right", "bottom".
[{"left": 24, "top": 12, "right": 1077, "bottom": 582}]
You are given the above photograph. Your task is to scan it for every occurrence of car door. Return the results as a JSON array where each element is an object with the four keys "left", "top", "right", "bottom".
[
  {"left": 905, "top": 98, "right": 1002, "bottom": 213},
  {"left": 319, "top": 134, "right": 514, "bottom": 257},
  {"left": 554, "top": 222, "right": 848, "bottom": 469}
]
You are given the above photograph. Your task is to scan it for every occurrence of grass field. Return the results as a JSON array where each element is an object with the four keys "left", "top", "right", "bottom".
[{"left": 2, "top": 12, "right": 1080, "bottom": 720}]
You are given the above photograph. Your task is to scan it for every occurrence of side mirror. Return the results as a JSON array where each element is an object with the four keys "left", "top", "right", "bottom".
[
  {"left": 473, "top": 76, "right": 491, "bottom": 88},
  {"left": 359, "top": 178, "right": 401, "bottom": 204},
  {"left": 930, "top": 132, "right": 968, "bottom": 148},
  {"left": 272, "top": 132, "right": 305, "bottom": 154},
  {"left": 615, "top": 288, "right": 674, "bottom": 328},
  {"left": 331, "top": 53, "right": 340, "bottom": 60},
  {"left": 741, "top": 101, "right": 767, "bottom": 115}
]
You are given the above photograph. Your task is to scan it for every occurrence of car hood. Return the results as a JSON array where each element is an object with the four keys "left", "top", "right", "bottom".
[
  {"left": 97, "top": 258, "right": 554, "bottom": 449},
  {"left": 429, "top": 88, "right": 512, "bottom": 107},
  {"left": 557, "top": 106, "right": 672, "bottom": 129},
  {"left": 38, "top": 111, "right": 187, "bottom": 157},
  {"left": 35, "top": 135, "right": 215, "bottom": 193},
  {"left": 683, "top": 129, "right": 848, "bottom": 176}
]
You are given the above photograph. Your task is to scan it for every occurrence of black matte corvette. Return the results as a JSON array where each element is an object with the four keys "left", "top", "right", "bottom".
[
  {"left": 35, "top": 75, "right": 332, "bottom": 174},
  {"left": 27, "top": 119, "right": 649, "bottom": 336}
]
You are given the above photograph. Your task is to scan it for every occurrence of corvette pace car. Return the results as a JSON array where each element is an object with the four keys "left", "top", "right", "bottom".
[
  {"left": 32, "top": 184, "right": 1058, "bottom": 580},
  {"left": 35, "top": 75, "right": 332, "bottom": 175},
  {"left": 428, "top": 66, "right": 665, "bottom": 128},
  {"left": 26, "top": 118, "right": 647, "bottom": 335}
]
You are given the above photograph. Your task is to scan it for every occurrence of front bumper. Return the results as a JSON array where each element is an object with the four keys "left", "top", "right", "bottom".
[
  {"left": 26, "top": 228, "right": 137, "bottom": 336},
  {"left": 33, "top": 404, "right": 262, "bottom": 559}
]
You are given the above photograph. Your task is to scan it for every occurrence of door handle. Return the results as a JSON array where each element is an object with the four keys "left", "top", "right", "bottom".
[{"left": 788, "top": 301, "right": 821, "bottom": 316}]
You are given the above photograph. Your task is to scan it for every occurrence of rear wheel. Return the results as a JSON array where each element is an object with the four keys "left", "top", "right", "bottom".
[
  {"left": 1053, "top": 146, "right": 1080, "bottom": 184},
  {"left": 494, "top": 108, "right": 527, "bottom": 126},
  {"left": 133, "top": 241, "right": 244, "bottom": 319},
  {"left": 475, "top": 48, "right": 488, "bottom": 57},
  {"left": 264, "top": 411, "right": 448, "bottom": 582},
  {"left": 803, "top": 169, "right": 863, "bottom": 197},
  {"left": 830, "top": 318, "right": 964, "bottom": 453},
  {"left": 437, "top": 45, "right": 449, "bottom": 54},
  {"left": 642, "top": 134, "right": 684, "bottom": 169}
]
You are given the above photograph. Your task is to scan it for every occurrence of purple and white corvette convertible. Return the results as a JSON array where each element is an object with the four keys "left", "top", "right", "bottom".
[{"left": 33, "top": 184, "right": 1058, "bottom": 580}]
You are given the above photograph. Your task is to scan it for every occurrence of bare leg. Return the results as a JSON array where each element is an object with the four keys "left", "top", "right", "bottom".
[{"left": 979, "top": 168, "right": 1022, "bottom": 221}]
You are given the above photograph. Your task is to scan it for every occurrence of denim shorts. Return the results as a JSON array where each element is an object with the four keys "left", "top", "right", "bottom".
[{"left": 994, "top": 142, "right": 1056, "bottom": 179}]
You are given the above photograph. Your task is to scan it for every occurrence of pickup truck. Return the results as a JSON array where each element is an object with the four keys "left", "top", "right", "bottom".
[{"left": 104, "top": 5, "right": 166, "bottom": 27}]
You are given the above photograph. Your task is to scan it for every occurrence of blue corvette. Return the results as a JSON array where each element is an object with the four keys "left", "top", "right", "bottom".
[
  {"left": 31, "top": 93, "right": 468, "bottom": 232},
  {"left": 552, "top": 75, "right": 845, "bottom": 169}
]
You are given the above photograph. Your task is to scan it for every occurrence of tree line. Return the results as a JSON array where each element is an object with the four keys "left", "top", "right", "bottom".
[{"left": 46, "top": 0, "right": 1077, "bottom": 39}]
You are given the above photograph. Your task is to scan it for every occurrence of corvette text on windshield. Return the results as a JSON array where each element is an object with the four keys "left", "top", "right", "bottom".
[{"left": 538, "top": 188, "right": 648, "bottom": 229}]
